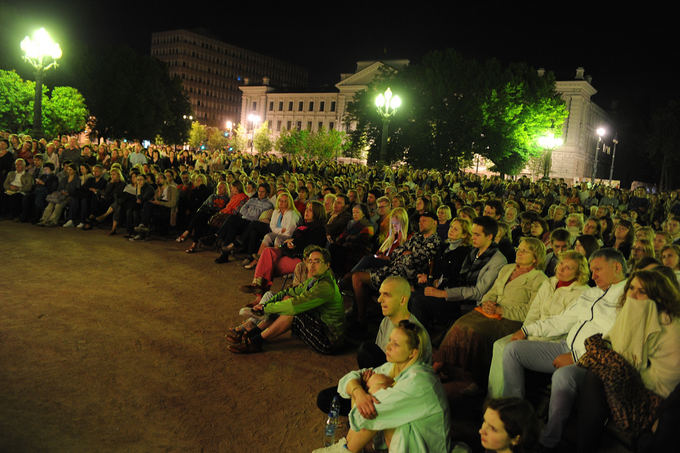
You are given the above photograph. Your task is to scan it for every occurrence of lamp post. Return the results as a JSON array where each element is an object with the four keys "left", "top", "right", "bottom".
[
  {"left": 21, "top": 28, "right": 62, "bottom": 139},
  {"left": 608, "top": 137, "right": 619, "bottom": 184},
  {"left": 247, "top": 113, "right": 261, "bottom": 153},
  {"left": 591, "top": 127, "right": 606, "bottom": 183},
  {"left": 375, "top": 87, "right": 401, "bottom": 164},
  {"left": 537, "top": 133, "right": 564, "bottom": 179}
]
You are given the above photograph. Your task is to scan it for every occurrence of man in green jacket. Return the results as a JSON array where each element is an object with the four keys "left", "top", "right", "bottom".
[{"left": 228, "top": 245, "right": 344, "bottom": 354}]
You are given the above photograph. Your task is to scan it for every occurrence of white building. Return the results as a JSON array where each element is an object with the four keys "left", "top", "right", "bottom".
[
  {"left": 238, "top": 60, "right": 409, "bottom": 136},
  {"left": 239, "top": 61, "right": 609, "bottom": 181}
]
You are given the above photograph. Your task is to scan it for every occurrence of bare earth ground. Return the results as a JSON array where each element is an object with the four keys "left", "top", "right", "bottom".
[
  {"left": 0, "top": 221, "right": 632, "bottom": 453},
  {"left": 0, "top": 220, "right": 356, "bottom": 452}
]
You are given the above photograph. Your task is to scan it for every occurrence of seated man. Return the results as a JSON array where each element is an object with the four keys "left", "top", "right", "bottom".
[
  {"left": 350, "top": 212, "right": 441, "bottom": 330},
  {"left": 227, "top": 245, "right": 344, "bottom": 355},
  {"left": 1, "top": 158, "right": 34, "bottom": 219},
  {"left": 543, "top": 228, "right": 571, "bottom": 277},
  {"left": 316, "top": 275, "right": 432, "bottom": 416},
  {"left": 502, "top": 248, "right": 627, "bottom": 450},
  {"left": 409, "top": 216, "right": 507, "bottom": 333}
]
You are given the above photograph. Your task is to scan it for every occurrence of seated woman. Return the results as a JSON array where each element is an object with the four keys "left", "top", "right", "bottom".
[
  {"left": 328, "top": 203, "right": 375, "bottom": 277},
  {"left": 313, "top": 321, "right": 452, "bottom": 453},
  {"left": 488, "top": 251, "right": 590, "bottom": 397},
  {"left": 629, "top": 237, "right": 655, "bottom": 270},
  {"left": 351, "top": 207, "right": 410, "bottom": 273},
  {"left": 242, "top": 189, "right": 300, "bottom": 269},
  {"left": 38, "top": 163, "right": 77, "bottom": 227},
  {"left": 240, "top": 201, "right": 326, "bottom": 294},
  {"left": 435, "top": 237, "right": 548, "bottom": 395},
  {"left": 94, "top": 167, "right": 126, "bottom": 235},
  {"left": 573, "top": 234, "right": 600, "bottom": 261},
  {"left": 479, "top": 398, "right": 539, "bottom": 453},
  {"left": 416, "top": 216, "right": 472, "bottom": 291},
  {"left": 609, "top": 218, "right": 634, "bottom": 257},
  {"left": 62, "top": 163, "right": 93, "bottom": 228},
  {"left": 575, "top": 269, "right": 680, "bottom": 452},
  {"left": 135, "top": 172, "right": 178, "bottom": 238},
  {"left": 436, "top": 205, "right": 452, "bottom": 241}
]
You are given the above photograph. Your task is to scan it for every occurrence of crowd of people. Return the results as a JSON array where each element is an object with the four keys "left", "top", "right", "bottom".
[{"left": 3, "top": 130, "right": 680, "bottom": 452}]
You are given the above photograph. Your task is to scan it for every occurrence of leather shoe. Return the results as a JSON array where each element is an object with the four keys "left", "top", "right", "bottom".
[
  {"left": 228, "top": 337, "right": 262, "bottom": 354},
  {"left": 215, "top": 252, "right": 229, "bottom": 263}
]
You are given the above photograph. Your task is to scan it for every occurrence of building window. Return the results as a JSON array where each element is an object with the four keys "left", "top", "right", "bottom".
[
  {"left": 287, "top": 120, "right": 292, "bottom": 130},
  {"left": 320, "top": 101, "right": 325, "bottom": 112},
  {"left": 298, "top": 101, "right": 303, "bottom": 112},
  {"left": 329, "top": 122, "right": 335, "bottom": 130},
  {"left": 269, "top": 101, "right": 274, "bottom": 111},
  {"left": 330, "top": 101, "right": 336, "bottom": 112},
  {"left": 296, "top": 121, "right": 302, "bottom": 131},
  {"left": 288, "top": 101, "right": 293, "bottom": 111},
  {"left": 307, "top": 121, "right": 312, "bottom": 130},
  {"left": 252, "top": 101, "right": 257, "bottom": 111},
  {"left": 277, "top": 120, "right": 281, "bottom": 131},
  {"left": 278, "top": 101, "right": 283, "bottom": 111},
  {"left": 318, "top": 121, "right": 323, "bottom": 130},
  {"left": 309, "top": 101, "right": 314, "bottom": 111}
]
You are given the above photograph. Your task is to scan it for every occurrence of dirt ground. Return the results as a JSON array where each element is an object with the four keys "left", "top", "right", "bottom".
[{"left": 0, "top": 220, "right": 357, "bottom": 452}]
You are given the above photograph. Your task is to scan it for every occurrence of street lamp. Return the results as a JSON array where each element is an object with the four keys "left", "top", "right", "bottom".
[
  {"left": 591, "top": 127, "right": 606, "bottom": 182},
  {"left": 537, "top": 133, "right": 564, "bottom": 179},
  {"left": 21, "top": 28, "right": 62, "bottom": 139},
  {"left": 608, "top": 137, "right": 619, "bottom": 184},
  {"left": 247, "top": 113, "right": 261, "bottom": 153},
  {"left": 375, "top": 87, "right": 401, "bottom": 164}
]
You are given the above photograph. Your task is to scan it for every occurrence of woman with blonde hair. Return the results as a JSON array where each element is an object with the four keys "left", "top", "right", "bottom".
[
  {"left": 629, "top": 238, "right": 655, "bottom": 270},
  {"left": 435, "top": 237, "right": 548, "bottom": 394},
  {"left": 488, "top": 251, "right": 590, "bottom": 397}
]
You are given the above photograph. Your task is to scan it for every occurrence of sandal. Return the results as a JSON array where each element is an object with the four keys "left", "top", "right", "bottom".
[{"left": 176, "top": 233, "right": 189, "bottom": 243}]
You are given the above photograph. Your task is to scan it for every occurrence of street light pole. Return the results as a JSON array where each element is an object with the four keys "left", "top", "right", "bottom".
[
  {"left": 591, "top": 127, "right": 606, "bottom": 183},
  {"left": 537, "top": 133, "right": 564, "bottom": 179},
  {"left": 375, "top": 87, "right": 401, "bottom": 164},
  {"left": 21, "top": 28, "right": 62, "bottom": 139},
  {"left": 608, "top": 137, "right": 619, "bottom": 184}
]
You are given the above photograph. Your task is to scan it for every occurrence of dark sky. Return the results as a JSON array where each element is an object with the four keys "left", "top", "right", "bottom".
[{"left": 2, "top": 0, "right": 674, "bottom": 107}]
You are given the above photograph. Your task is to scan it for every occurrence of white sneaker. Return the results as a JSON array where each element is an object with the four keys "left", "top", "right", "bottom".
[
  {"left": 312, "top": 438, "right": 347, "bottom": 453},
  {"left": 76, "top": 222, "right": 85, "bottom": 229},
  {"left": 63, "top": 220, "right": 74, "bottom": 227}
]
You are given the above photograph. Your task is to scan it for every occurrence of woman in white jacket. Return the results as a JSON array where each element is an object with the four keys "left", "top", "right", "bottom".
[
  {"left": 244, "top": 190, "right": 300, "bottom": 269},
  {"left": 488, "top": 251, "right": 590, "bottom": 397}
]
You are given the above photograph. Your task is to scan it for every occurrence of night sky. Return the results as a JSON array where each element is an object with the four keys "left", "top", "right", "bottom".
[{"left": 1, "top": 0, "right": 675, "bottom": 181}]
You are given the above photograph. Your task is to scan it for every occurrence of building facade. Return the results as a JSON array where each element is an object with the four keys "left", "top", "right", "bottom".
[
  {"left": 238, "top": 60, "right": 409, "bottom": 137},
  {"left": 150, "top": 29, "right": 308, "bottom": 128}
]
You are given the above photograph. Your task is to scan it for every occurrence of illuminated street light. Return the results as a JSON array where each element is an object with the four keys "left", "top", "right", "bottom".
[
  {"left": 375, "top": 87, "right": 401, "bottom": 164},
  {"left": 591, "top": 127, "right": 607, "bottom": 182},
  {"left": 21, "top": 28, "right": 62, "bottom": 138},
  {"left": 537, "top": 132, "right": 564, "bottom": 179},
  {"left": 247, "top": 114, "right": 261, "bottom": 153}
]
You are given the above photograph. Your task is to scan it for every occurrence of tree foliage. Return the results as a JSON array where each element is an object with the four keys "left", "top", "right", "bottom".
[
  {"left": 274, "top": 127, "right": 349, "bottom": 159},
  {"left": 188, "top": 121, "right": 208, "bottom": 149},
  {"left": 345, "top": 50, "right": 568, "bottom": 174},
  {"left": 253, "top": 121, "right": 273, "bottom": 154},
  {"left": 0, "top": 69, "right": 88, "bottom": 139},
  {"left": 67, "top": 45, "right": 191, "bottom": 144}
]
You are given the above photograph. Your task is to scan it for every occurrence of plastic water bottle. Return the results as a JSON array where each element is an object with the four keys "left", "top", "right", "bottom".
[{"left": 323, "top": 395, "right": 343, "bottom": 446}]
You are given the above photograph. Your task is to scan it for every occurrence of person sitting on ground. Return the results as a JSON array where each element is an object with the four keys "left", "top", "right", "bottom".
[
  {"left": 226, "top": 245, "right": 344, "bottom": 355},
  {"left": 501, "top": 248, "right": 627, "bottom": 451},
  {"left": 316, "top": 275, "right": 432, "bottom": 417},
  {"left": 240, "top": 201, "right": 327, "bottom": 294},
  {"left": 434, "top": 237, "right": 548, "bottom": 395},
  {"left": 488, "top": 251, "right": 590, "bottom": 398},
  {"left": 479, "top": 398, "right": 539, "bottom": 453},
  {"left": 176, "top": 181, "right": 229, "bottom": 251},
  {"left": 313, "top": 321, "right": 451, "bottom": 453},
  {"left": 242, "top": 189, "right": 299, "bottom": 269},
  {"left": 409, "top": 216, "right": 507, "bottom": 334}
]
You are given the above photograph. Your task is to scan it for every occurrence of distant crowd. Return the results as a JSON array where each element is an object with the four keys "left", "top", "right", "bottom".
[{"left": 2, "top": 130, "right": 679, "bottom": 453}]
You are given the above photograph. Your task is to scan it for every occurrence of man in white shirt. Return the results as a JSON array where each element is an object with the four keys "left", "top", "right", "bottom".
[{"left": 502, "top": 248, "right": 627, "bottom": 450}]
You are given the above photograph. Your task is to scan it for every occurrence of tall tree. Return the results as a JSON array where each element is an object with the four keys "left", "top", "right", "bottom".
[
  {"left": 645, "top": 99, "right": 680, "bottom": 190},
  {"left": 345, "top": 50, "right": 567, "bottom": 173},
  {"left": 253, "top": 121, "right": 273, "bottom": 154}
]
